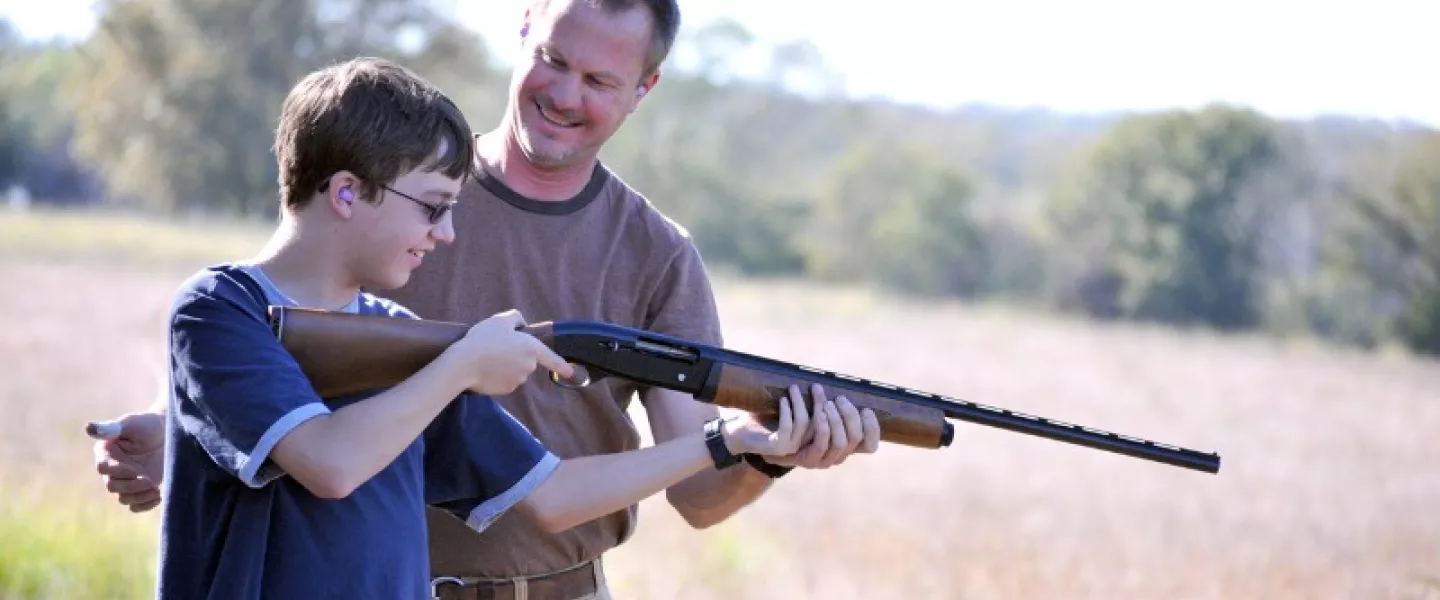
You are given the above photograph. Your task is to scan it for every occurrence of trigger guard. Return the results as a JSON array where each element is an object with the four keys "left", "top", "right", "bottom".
[{"left": 550, "top": 364, "right": 593, "bottom": 389}]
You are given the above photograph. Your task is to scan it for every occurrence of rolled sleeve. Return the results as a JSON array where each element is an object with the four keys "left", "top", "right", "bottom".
[
  {"left": 170, "top": 277, "right": 331, "bottom": 488},
  {"left": 234, "top": 403, "right": 331, "bottom": 487},
  {"left": 424, "top": 393, "right": 557, "bottom": 533},
  {"left": 465, "top": 452, "right": 559, "bottom": 532}
]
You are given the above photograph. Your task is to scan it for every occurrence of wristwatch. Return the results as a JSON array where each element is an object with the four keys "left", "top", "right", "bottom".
[
  {"left": 703, "top": 417, "right": 741, "bottom": 470},
  {"left": 743, "top": 454, "right": 793, "bottom": 479}
]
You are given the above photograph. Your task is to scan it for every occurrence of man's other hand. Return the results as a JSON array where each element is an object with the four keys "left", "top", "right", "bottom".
[{"left": 88, "top": 412, "right": 166, "bottom": 513}]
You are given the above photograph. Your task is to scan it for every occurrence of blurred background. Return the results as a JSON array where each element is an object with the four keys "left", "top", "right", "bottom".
[{"left": 1, "top": 1, "right": 1437, "bottom": 598}]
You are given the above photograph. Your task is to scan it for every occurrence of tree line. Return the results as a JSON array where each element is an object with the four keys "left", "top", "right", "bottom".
[{"left": 1, "top": 0, "right": 1436, "bottom": 355}]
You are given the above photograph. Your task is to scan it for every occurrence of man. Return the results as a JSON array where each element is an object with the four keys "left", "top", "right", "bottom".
[{"left": 92, "top": 1, "right": 884, "bottom": 598}]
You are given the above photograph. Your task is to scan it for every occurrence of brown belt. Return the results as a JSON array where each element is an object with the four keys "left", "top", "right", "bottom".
[{"left": 430, "top": 561, "right": 599, "bottom": 600}]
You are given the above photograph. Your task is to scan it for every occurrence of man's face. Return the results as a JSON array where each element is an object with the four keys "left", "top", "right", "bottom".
[{"left": 508, "top": 0, "right": 658, "bottom": 169}]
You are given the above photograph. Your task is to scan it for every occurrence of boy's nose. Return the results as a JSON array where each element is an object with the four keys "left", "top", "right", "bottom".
[{"left": 431, "top": 215, "right": 456, "bottom": 244}]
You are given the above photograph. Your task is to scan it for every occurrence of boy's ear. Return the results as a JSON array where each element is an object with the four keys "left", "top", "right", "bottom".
[{"left": 325, "top": 171, "right": 362, "bottom": 219}]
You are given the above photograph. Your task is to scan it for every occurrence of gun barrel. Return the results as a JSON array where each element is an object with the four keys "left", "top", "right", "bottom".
[{"left": 938, "top": 401, "right": 1221, "bottom": 473}]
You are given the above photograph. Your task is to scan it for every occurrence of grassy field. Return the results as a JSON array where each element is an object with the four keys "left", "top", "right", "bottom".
[{"left": 3, "top": 206, "right": 1439, "bottom": 599}]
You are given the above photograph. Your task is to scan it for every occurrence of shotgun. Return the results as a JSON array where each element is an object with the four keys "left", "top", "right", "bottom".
[{"left": 267, "top": 306, "right": 1222, "bottom": 474}]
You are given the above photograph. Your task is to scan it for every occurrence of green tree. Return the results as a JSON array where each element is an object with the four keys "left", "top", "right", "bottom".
[
  {"left": 1, "top": 22, "right": 91, "bottom": 198},
  {"left": 805, "top": 140, "right": 989, "bottom": 298},
  {"left": 1051, "top": 104, "right": 1282, "bottom": 329},
  {"left": 0, "top": 19, "right": 30, "bottom": 187},
  {"left": 0, "top": 100, "right": 21, "bottom": 189},
  {"left": 66, "top": 0, "right": 493, "bottom": 217},
  {"left": 1327, "top": 132, "right": 1440, "bottom": 354}
]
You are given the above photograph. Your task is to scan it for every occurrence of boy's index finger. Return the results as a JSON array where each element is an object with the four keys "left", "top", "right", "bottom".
[
  {"left": 529, "top": 340, "right": 574, "bottom": 379},
  {"left": 495, "top": 310, "right": 526, "bottom": 330}
]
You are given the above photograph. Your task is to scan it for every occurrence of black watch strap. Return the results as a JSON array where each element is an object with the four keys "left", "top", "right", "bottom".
[
  {"left": 703, "top": 417, "right": 741, "bottom": 470},
  {"left": 743, "top": 454, "right": 794, "bottom": 479}
]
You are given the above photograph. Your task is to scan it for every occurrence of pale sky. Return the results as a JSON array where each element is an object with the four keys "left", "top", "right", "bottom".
[{"left": 4, "top": 0, "right": 1437, "bottom": 126}]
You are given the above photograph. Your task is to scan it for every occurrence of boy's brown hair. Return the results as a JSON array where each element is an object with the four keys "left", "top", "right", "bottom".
[{"left": 273, "top": 57, "right": 474, "bottom": 209}]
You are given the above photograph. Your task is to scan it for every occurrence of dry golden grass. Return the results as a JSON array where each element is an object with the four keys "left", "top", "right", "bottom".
[
  {"left": 3, "top": 208, "right": 1438, "bottom": 599},
  {"left": 603, "top": 284, "right": 1440, "bottom": 600}
]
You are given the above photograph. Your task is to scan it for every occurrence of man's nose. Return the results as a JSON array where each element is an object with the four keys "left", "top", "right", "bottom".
[{"left": 547, "top": 77, "right": 582, "bottom": 112}]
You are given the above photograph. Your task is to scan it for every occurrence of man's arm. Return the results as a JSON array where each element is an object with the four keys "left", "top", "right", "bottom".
[
  {"left": 636, "top": 238, "right": 880, "bottom": 527},
  {"left": 88, "top": 365, "right": 172, "bottom": 512},
  {"left": 91, "top": 408, "right": 167, "bottom": 512}
]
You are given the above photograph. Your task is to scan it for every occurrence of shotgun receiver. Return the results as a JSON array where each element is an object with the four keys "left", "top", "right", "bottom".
[{"left": 267, "top": 306, "right": 1221, "bottom": 474}]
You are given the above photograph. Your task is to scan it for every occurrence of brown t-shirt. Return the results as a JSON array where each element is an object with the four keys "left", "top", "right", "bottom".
[{"left": 383, "top": 158, "right": 724, "bottom": 579}]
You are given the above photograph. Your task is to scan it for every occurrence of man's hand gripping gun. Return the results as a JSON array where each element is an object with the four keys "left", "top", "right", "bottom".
[{"left": 267, "top": 306, "right": 1221, "bottom": 474}]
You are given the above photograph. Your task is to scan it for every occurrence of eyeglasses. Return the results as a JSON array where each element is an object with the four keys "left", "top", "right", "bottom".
[
  {"left": 318, "top": 179, "right": 455, "bottom": 225},
  {"left": 381, "top": 185, "right": 456, "bottom": 225}
]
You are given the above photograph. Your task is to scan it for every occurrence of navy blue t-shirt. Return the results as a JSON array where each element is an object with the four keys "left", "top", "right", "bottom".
[{"left": 156, "top": 263, "right": 559, "bottom": 599}]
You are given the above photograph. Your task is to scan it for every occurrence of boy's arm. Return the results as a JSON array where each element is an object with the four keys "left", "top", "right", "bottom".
[
  {"left": 97, "top": 368, "right": 463, "bottom": 505},
  {"left": 177, "top": 285, "right": 563, "bottom": 499},
  {"left": 425, "top": 386, "right": 810, "bottom": 536},
  {"left": 644, "top": 389, "right": 774, "bottom": 525},
  {"left": 423, "top": 393, "right": 560, "bottom": 532},
  {"left": 268, "top": 351, "right": 477, "bottom": 498},
  {"left": 513, "top": 433, "right": 734, "bottom": 534},
  {"left": 173, "top": 283, "right": 472, "bottom": 499},
  {"left": 515, "top": 387, "right": 809, "bottom": 534}
]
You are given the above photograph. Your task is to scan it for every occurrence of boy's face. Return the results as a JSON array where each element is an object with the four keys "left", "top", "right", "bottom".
[{"left": 342, "top": 165, "right": 462, "bottom": 291}]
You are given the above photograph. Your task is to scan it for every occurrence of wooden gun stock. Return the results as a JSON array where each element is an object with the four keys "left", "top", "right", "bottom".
[{"left": 268, "top": 305, "right": 549, "bottom": 399}]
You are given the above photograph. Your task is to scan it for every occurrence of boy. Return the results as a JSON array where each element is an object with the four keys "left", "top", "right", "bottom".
[{"left": 156, "top": 56, "right": 809, "bottom": 599}]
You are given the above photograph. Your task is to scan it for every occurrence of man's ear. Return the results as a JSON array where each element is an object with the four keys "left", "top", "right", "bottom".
[{"left": 632, "top": 71, "right": 660, "bottom": 112}]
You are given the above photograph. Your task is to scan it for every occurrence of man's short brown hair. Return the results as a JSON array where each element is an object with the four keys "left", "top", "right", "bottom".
[
  {"left": 533, "top": 0, "right": 681, "bottom": 78},
  {"left": 274, "top": 57, "right": 474, "bottom": 209}
]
